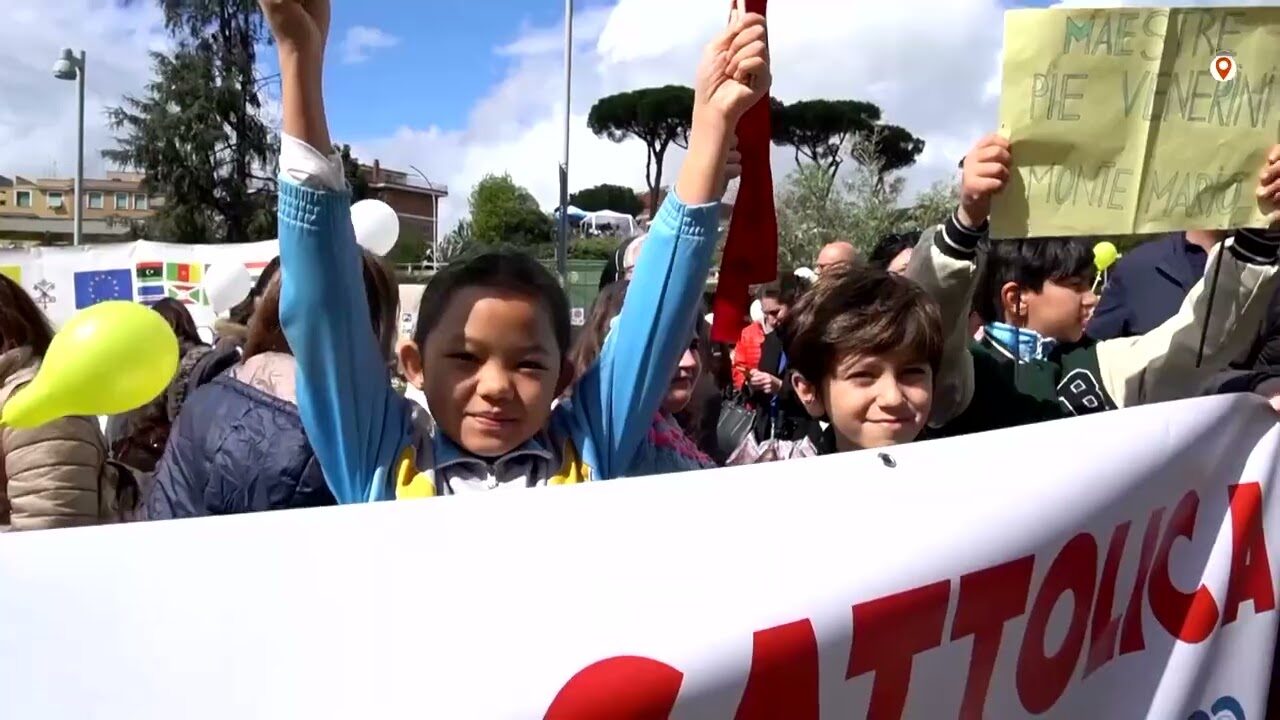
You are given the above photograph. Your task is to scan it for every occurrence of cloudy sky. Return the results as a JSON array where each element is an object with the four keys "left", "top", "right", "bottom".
[{"left": 0, "top": 0, "right": 1263, "bottom": 234}]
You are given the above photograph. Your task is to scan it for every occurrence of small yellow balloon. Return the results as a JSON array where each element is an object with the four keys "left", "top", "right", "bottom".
[
  {"left": 1093, "top": 241, "right": 1119, "bottom": 273},
  {"left": 0, "top": 301, "right": 178, "bottom": 429}
]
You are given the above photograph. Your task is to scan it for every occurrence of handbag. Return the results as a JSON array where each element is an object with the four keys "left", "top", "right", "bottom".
[{"left": 715, "top": 390, "right": 756, "bottom": 460}]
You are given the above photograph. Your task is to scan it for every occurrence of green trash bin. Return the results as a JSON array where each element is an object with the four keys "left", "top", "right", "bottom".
[{"left": 541, "top": 259, "right": 607, "bottom": 341}]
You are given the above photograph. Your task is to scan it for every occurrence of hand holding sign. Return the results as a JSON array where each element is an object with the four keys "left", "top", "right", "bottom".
[
  {"left": 1, "top": 301, "right": 178, "bottom": 429},
  {"left": 959, "top": 133, "right": 1012, "bottom": 229},
  {"left": 1256, "top": 145, "right": 1280, "bottom": 224}
]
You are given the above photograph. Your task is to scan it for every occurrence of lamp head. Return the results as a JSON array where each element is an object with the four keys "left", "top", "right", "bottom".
[{"left": 52, "top": 48, "right": 79, "bottom": 81}]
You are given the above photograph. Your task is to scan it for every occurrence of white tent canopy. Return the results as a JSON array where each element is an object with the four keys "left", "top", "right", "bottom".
[{"left": 582, "top": 209, "right": 638, "bottom": 237}]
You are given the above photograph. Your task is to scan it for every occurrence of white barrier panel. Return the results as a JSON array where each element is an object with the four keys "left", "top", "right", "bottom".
[
  {"left": 0, "top": 240, "right": 279, "bottom": 327},
  {"left": 0, "top": 394, "right": 1277, "bottom": 718}
]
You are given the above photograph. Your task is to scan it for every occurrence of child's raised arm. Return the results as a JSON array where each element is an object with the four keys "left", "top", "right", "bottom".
[
  {"left": 569, "top": 12, "right": 770, "bottom": 477},
  {"left": 1094, "top": 230, "right": 1279, "bottom": 407},
  {"left": 906, "top": 133, "right": 1009, "bottom": 426},
  {"left": 262, "top": 0, "right": 410, "bottom": 503},
  {"left": 1085, "top": 148, "right": 1280, "bottom": 407}
]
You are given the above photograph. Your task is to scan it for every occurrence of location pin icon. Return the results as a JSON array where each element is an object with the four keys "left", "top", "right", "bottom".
[{"left": 1213, "top": 54, "right": 1235, "bottom": 82}]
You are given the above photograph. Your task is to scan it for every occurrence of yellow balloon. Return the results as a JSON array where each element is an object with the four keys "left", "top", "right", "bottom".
[
  {"left": 1, "top": 301, "right": 178, "bottom": 429},
  {"left": 1093, "top": 241, "right": 1119, "bottom": 273}
]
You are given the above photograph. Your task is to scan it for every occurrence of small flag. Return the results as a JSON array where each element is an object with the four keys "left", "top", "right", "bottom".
[
  {"left": 138, "top": 284, "right": 166, "bottom": 303},
  {"left": 73, "top": 269, "right": 133, "bottom": 309},
  {"left": 166, "top": 262, "right": 203, "bottom": 284},
  {"left": 136, "top": 261, "right": 163, "bottom": 282},
  {"left": 167, "top": 283, "right": 207, "bottom": 305},
  {"left": 244, "top": 260, "right": 269, "bottom": 283},
  {"left": 0, "top": 265, "right": 20, "bottom": 284}
]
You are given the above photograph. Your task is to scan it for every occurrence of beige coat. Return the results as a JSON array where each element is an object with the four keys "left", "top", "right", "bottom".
[{"left": 0, "top": 348, "right": 125, "bottom": 531}]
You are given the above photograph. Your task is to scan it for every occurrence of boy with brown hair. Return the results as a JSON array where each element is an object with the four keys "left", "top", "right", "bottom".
[
  {"left": 726, "top": 265, "right": 945, "bottom": 461},
  {"left": 784, "top": 266, "right": 944, "bottom": 453}
]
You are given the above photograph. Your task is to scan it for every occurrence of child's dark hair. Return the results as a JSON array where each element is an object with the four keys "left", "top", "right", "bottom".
[
  {"left": 413, "top": 252, "right": 570, "bottom": 357},
  {"left": 974, "top": 237, "right": 1095, "bottom": 324},
  {"left": 758, "top": 273, "right": 808, "bottom": 307},
  {"left": 149, "top": 298, "right": 205, "bottom": 350},
  {"left": 228, "top": 256, "right": 281, "bottom": 326},
  {"left": 779, "top": 264, "right": 943, "bottom": 385},
  {"left": 868, "top": 231, "right": 920, "bottom": 270},
  {"left": 0, "top": 274, "right": 54, "bottom": 358}
]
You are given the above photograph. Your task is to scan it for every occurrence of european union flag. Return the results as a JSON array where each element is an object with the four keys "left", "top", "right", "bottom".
[{"left": 73, "top": 269, "right": 133, "bottom": 309}]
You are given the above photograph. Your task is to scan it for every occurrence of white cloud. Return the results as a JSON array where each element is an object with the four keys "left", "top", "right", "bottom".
[
  {"left": 496, "top": 6, "right": 614, "bottom": 57},
  {"left": 6, "top": 0, "right": 1251, "bottom": 237},
  {"left": 341, "top": 26, "right": 400, "bottom": 65},
  {"left": 0, "top": 1, "right": 168, "bottom": 180},
  {"left": 353, "top": 0, "right": 1006, "bottom": 234}
]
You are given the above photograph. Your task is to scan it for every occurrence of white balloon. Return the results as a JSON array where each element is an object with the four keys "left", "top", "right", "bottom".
[
  {"left": 186, "top": 304, "right": 218, "bottom": 344},
  {"left": 351, "top": 199, "right": 400, "bottom": 256},
  {"left": 203, "top": 261, "right": 254, "bottom": 314}
]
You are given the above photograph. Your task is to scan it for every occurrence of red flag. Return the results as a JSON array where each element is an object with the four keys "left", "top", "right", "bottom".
[{"left": 711, "top": 0, "right": 776, "bottom": 343}]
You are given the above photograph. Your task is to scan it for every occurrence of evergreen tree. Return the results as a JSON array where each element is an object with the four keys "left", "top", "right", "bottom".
[
  {"left": 587, "top": 86, "right": 695, "bottom": 214},
  {"left": 105, "top": 0, "right": 277, "bottom": 244}
]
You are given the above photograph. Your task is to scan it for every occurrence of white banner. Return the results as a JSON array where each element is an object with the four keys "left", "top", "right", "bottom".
[
  {"left": 0, "top": 240, "right": 279, "bottom": 327},
  {"left": 0, "top": 394, "right": 1277, "bottom": 718}
]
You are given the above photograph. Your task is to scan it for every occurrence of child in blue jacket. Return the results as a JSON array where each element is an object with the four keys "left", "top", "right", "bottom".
[{"left": 258, "top": 0, "right": 770, "bottom": 501}]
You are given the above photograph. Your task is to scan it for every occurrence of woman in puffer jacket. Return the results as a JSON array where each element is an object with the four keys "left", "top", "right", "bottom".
[
  {"left": 144, "top": 249, "right": 397, "bottom": 519},
  {"left": 0, "top": 275, "right": 128, "bottom": 531}
]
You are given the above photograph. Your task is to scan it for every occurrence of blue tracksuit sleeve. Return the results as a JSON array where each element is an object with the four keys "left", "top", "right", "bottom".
[
  {"left": 568, "top": 193, "right": 721, "bottom": 478},
  {"left": 276, "top": 180, "right": 409, "bottom": 503}
]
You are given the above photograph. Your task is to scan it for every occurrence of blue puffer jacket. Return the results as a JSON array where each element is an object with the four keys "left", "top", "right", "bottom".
[{"left": 145, "top": 356, "right": 333, "bottom": 519}]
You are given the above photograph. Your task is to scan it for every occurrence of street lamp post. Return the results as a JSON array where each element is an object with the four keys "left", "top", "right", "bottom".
[
  {"left": 52, "top": 48, "right": 86, "bottom": 247},
  {"left": 408, "top": 164, "right": 440, "bottom": 269},
  {"left": 556, "top": 0, "right": 574, "bottom": 288}
]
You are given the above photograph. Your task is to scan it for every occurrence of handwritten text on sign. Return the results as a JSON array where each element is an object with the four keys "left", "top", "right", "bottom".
[{"left": 992, "top": 8, "right": 1280, "bottom": 238}]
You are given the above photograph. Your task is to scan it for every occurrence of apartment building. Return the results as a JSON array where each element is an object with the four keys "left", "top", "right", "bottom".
[
  {"left": 360, "top": 160, "right": 447, "bottom": 260},
  {"left": 0, "top": 171, "right": 160, "bottom": 244}
]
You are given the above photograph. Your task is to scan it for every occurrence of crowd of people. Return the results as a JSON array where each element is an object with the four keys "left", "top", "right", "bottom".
[{"left": 4, "top": 1, "right": 1280, "bottom": 538}]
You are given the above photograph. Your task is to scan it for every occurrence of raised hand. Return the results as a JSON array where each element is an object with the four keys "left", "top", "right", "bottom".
[
  {"left": 678, "top": 12, "right": 769, "bottom": 205},
  {"left": 958, "top": 133, "right": 1012, "bottom": 228},
  {"left": 259, "top": 0, "right": 330, "bottom": 57},
  {"left": 1256, "top": 145, "right": 1280, "bottom": 225},
  {"left": 695, "top": 11, "right": 771, "bottom": 126},
  {"left": 261, "top": 0, "right": 332, "bottom": 152},
  {"left": 720, "top": 135, "right": 743, "bottom": 198}
]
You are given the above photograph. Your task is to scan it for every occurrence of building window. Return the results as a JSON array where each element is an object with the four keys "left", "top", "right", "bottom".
[
  {"left": 46, "top": 191, "right": 64, "bottom": 209},
  {"left": 115, "top": 192, "right": 129, "bottom": 210},
  {"left": 15, "top": 190, "right": 32, "bottom": 208},
  {"left": 134, "top": 193, "right": 148, "bottom": 211},
  {"left": 87, "top": 191, "right": 103, "bottom": 209}
]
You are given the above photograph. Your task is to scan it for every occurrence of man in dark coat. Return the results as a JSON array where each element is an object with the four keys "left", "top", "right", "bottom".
[{"left": 1087, "top": 230, "right": 1223, "bottom": 339}]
